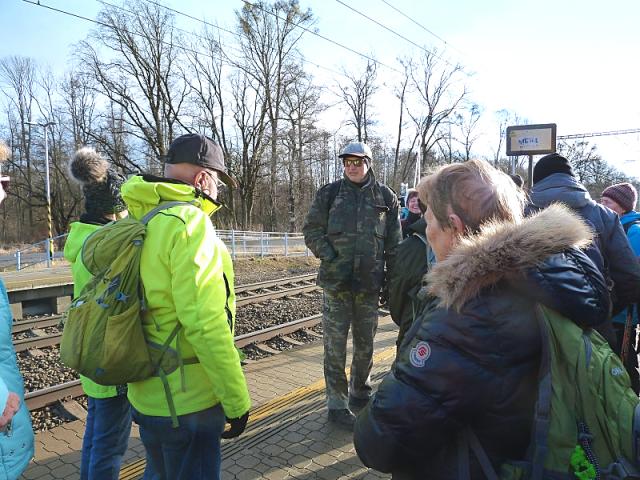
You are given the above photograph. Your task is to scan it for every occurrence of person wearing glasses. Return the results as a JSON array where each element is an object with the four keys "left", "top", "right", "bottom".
[
  {"left": 303, "top": 141, "right": 401, "bottom": 429},
  {"left": 120, "top": 134, "right": 250, "bottom": 480},
  {"left": 0, "top": 141, "right": 34, "bottom": 479}
]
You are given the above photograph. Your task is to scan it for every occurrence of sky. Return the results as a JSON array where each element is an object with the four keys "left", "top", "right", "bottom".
[{"left": 2, "top": 0, "right": 640, "bottom": 177}]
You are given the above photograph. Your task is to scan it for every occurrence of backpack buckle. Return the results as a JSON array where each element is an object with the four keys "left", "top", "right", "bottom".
[{"left": 602, "top": 459, "right": 640, "bottom": 480}]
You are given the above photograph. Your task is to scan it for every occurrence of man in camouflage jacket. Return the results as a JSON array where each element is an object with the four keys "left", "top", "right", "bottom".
[{"left": 303, "top": 142, "right": 401, "bottom": 429}]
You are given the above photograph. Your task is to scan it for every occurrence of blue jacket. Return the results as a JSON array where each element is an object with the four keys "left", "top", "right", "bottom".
[
  {"left": 530, "top": 174, "right": 640, "bottom": 317},
  {"left": 0, "top": 279, "right": 34, "bottom": 479},
  {"left": 612, "top": 211, "right": 640, "bottom": 325}
]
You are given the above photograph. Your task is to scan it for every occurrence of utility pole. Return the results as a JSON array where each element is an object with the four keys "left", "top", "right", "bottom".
[{"left": 25, "top": 121, "right": 56, "bottom": 268}]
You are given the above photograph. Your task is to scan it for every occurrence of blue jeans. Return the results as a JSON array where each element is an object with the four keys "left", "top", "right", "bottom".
[
  {"left": 80, "top": 394, "right": 132, "bottom": 480},
  {"left": 132, "top": 404, "right": 226, "bottom": 480}
]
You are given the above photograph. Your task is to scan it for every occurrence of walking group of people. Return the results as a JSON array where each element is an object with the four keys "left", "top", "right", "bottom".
[{"left": 1, "top": 134, "right": 640, "bottom": 479}]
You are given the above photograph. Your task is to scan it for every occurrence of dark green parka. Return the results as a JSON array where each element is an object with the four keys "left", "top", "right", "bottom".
[{"left": 303, "top": 171, "right": 401, "bottom": 292}]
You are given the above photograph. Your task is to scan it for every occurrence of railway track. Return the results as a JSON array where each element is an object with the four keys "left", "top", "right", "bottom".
[
  {"left": 13, "top": 274, "right": 320, "bottom": 352},
  {"left": 24, "top": 313, "right": 323, "bottom": 411}
]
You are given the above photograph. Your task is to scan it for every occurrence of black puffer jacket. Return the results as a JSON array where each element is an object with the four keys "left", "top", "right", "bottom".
[
  {"left": 388, "top": 217, "right": 434, "bottom": 346},
  {"left": 354, "top": 205, "right": 610, "bottom": 479}
]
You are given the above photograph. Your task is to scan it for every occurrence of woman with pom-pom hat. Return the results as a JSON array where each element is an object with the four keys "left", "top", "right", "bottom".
[{"left": 64, "top": 146, "right": 130, "bottom": 480}]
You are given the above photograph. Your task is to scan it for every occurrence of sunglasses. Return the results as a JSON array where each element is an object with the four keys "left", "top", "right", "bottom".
[
  {"left": 343, "top": 158, "right": 364, "bottom": 168},
  {"left": 202, "top": 170, "right": 226, "bottom": 189}
]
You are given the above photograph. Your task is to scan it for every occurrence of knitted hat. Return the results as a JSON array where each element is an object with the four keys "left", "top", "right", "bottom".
[
  {"left": 602, "top": 182, "right": 638, "bottom": 213},
  {"left": 69, "top": 147, "right": 126, "bottom": 217},
  {"left": 532, "top": 153, "right": 574, "bottom": 184}
]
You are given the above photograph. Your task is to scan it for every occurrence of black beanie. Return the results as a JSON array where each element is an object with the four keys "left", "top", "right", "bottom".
[
  {"left": 82, "top": 170, "right": 126, "bottom": 217},
  {"left": 532, "top": 153, "right": 574, "bottom": 184}
]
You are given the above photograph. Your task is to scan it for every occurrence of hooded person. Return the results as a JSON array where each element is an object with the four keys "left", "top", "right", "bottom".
[
  {"left": 354, "top": 159, "right": 611, "bottom": 479},
  {"left": 63, "top": 146, "right": 131, "bottom": 480},
  {"left": 120, "top": 133, "right": 250, "bottom": 480},
  {"left": 600, "top": 181, "right": 640, "bottom": 392},
  {"left": 529, "top": 153, "right": 640, "bottom": 348},
  {"left": 0, "top": 141, "right": 34, "bottom": 479}
]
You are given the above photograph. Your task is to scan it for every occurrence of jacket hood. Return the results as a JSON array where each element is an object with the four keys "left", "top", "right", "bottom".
[
  {"left": 621, "top": 211, "right": 640, "bottom": 225},
  {"left": 530, "top": 173, "right": 593, "bottom": 209},
  {"left": 120, "top": 174, "right": 221, "bottom": 220},
  {"left": 63, "top": 222, "right": 102, "bottom": 263},
  {"left": 426, "top": 204, "right": 597, "bottom": 313},
  {"left": 408, "top": 216, "right": 426, "bottom": 235}
]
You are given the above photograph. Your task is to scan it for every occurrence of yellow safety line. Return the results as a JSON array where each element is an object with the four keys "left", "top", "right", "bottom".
[{"left": 119, "top": 345, "right": 396, "bottom": 479}]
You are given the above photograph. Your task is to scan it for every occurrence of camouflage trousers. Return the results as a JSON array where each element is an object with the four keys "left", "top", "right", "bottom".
[{"left": 322, "top": 289, "right": 379, "bottom": 410}]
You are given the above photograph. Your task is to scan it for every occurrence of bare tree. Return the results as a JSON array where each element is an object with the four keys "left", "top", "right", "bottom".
[
  {"left": 391, "top": 59, "right": 410, "bottom": 186},
  {"left": 235, "top": 0, "right": 314, "bottom": 230},
  {"left": 338, "top": 60, "right": 378, "bottom": 143},
  {"left": 282, "top": 65, "right": 324, "bottom": 231},
  {"left": 0, "top": 56, "right": 38, "bottom": 227},
  {"left": 229, "top": 71, "right": 269, "bottom": 228},
  {"left": 454, "top": 103, "right": 482, "bottom": 161},
  {"left": 77, "top": 0, "right": 189, "bottom": 165},
  {"left": 407, "top": 52, "right": 467, "bottom": 169}
]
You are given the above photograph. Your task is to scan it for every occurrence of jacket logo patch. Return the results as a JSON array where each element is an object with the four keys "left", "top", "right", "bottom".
[{"left": 409, "top": 341, "right": 431, "bottom": 368}]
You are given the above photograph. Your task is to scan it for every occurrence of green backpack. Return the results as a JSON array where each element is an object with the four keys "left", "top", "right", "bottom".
[
  {"left": 459, "top": 305, "right": 640, "bottom": 480},
  {"left": 60, "top": 201, "right": 197, "bottom": 427}
]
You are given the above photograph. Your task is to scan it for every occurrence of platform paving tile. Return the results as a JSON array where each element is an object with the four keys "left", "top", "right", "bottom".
[
  {"left": 23, "top": 316, "right": 397, "bottom": 479},
  {"left": 50, "top": 463, "right": 77, "bottom": 479}
]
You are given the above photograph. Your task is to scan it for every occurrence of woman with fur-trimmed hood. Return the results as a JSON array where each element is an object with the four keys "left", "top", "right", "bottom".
[{"left": 354, "top": 160, "right": 611, "bottom": 479}]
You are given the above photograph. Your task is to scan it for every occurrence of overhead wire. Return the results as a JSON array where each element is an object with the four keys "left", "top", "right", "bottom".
[
  {"left": 21, "top": 0, "right": 226, "bottom": 62},
  {"left": 137, "top": 0, "right": 348, "bottom": 78},
  {"left": 240, "top": 0, "right": 403, "bottom": 75},
  {"left": 380, "top": 0, "right": 468, "bottom": 59}
]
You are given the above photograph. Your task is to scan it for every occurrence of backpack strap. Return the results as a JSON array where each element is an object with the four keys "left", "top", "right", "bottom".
[
  {"left": 140, "top": 200, "right": 197, "bottom": 428},
  {"left": 529, "top": 305, "right": 554, "bottom": 480},
  {"left": 141, "top": 201, "right": 194, "bottom": 225},
  {"left": 456, "top": 428, "right": 499, "bottom": 480},
  {"left": 623, "top": 219, "right": 640, "bottom": 234}
]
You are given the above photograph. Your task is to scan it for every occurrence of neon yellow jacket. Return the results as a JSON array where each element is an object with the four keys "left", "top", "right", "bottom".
[
  {"left": 64, "top": 221, "right": 120, "bottom": 399},
  {"left": 121, "top": 175, "right": 250, "bottom": 419}
]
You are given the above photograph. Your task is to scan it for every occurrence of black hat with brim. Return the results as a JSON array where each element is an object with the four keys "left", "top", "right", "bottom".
[{"left": 167, "top": 133, "right": 237, "bottom": 188}]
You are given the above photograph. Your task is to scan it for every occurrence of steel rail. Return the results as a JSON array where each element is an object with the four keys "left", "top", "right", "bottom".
[
  {"left": 12, "top": 317, "right": 61, "bottom": 334},
  {"left": 14, "top": 283, "right": 320, "bottom": 351},
  {"left": 25, "top": 380, "right": 84, "bottom": 411},
  {"left": 235, "top": 273, "right": 316, "bottom": 294},
  {"left": 25, "top": 314, "right": 323, "bottom": 412},
  {"left": 14, "top": 333, "right": 62, "bottom": 352}
]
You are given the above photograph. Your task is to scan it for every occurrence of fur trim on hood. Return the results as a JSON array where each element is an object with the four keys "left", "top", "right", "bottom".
[
  {"left": 426, "top": 203, "right": 593, "bottom": 311},
  {"left": 69, "top": 147, "right": 109, "bottom": 184},
  {"left": 0, "top": 141, "right": 10, "bottom": 163}
]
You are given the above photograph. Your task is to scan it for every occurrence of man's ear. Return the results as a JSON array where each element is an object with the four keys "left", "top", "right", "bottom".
[
  {"left": 194, "top": 170, "right": 208, "bottom": 193},
  {"left": 448, "top": 213, "right": 465, "bottom": 236}
]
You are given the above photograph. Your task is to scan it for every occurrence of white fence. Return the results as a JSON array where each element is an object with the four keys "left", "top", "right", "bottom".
[
  {"left": 215, "top": 230, "right": 310, "bottom": 259},
  {"left": 5, "top": 230, "right": 310, "bottom": 271}
]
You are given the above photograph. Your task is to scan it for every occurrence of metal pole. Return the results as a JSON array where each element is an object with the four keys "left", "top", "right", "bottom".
[
  {"left": 231, "top": 229, "right": 236, "bottom": 260},
  {"left": 284, "top": 232, "right": 288, "bottom": 257},
  {"left": 527, "top": 154, "right": 534, "bottom": 191},
  {"left": 260, "top": 231, "right": 265, "bottom": 258},
  {"left": 44, "top": 126, "right": 53, "bottom": 268}
]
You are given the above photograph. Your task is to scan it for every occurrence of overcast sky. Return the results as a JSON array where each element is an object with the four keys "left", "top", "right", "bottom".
[{"left": 3, "top": 0, "right": 640, "bottom": 177}]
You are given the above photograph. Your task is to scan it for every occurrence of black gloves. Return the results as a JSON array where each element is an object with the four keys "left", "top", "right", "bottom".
[{"left": 221, "top": 411, "right": 249, "bottom": 439}]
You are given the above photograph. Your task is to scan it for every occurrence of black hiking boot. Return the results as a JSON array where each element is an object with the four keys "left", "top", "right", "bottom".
[{"left": 327, "top": 408, "right": 356, "bottom": 429}]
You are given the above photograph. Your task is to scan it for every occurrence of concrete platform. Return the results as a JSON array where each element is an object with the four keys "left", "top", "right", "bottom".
[{"left": 22, "top": 316, "right": 398, "bottom": 479}]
